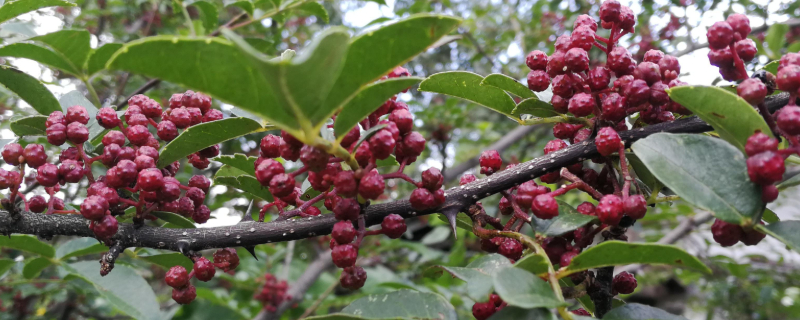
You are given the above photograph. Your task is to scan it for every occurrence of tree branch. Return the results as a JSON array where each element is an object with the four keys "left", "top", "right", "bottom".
[{"left": 0, "top": 93, "right": 792, "bottom": 253}]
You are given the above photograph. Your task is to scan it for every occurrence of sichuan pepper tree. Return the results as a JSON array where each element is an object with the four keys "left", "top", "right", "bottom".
[{"left": 1, "top": 0, "right": 800, "bottom": 319}]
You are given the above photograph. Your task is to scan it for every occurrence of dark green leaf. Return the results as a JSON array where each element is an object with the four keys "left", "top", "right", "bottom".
[
  {"left": 766, "top": 24, "right": 789, "bottom": 59},
  {"left": 32, "top": 30, "right": 91, "bottom": 74},
  {"left": 56, "top": 237, "right": 108, "bottom": 260},
  {"left": 480, "top": 73, "right": 537, "bottom": 99},
  {"left": 0, "top": 42, "right": 78, "bottom": 74},
  {"left": 757, "top": 221, "right": 800, "bottom": 252},
  {"left": 340, "top": 290, "right": 457, "bottom": 320},
  {"left": 64, "top": 261, "right": 164, "bottom": 320},
  {"left": 513, "top": 254, "right": 549, "bottom": 276},
  {"left": 0, "top": 235, "right": 55, "bottom": 257},
  {"left": 214, "top": 154, "right": 258, "bottom": 176},
  {"left": 0, "top": 65, "right": 61, "bottom": 115},
  {"left": 437, "top": 254, "right": 511, "bottom": 301},
  {"left": 157, "top": 117, "right": 264, "bottom": 167},
  {"left": 0, "top": 259, "right": 14, "bottom": 277},
  {"left": 150, "top": 211, "right": 196, "bottom": 228},
  {"left": 296, "top": 1, "right": 328, "bottom": 23},
  {"left": 324, "top": 14, "right": 461, "bottom": 116},
  {"left": 214, "top": 165, "right": 274, "bottom": 201},
  {"left": 604, "top": 303, "right": 688, "bottom": 320},
  {"left": 436, "top": 212, "right": 473, "bottom": 231},
  {"left": 631, "top": 133, "right": 763, "bottom": 224},
  {"left": 512, "top": 97, "right": 559, "bottom": 118},
  {"left": 10, "top": 115, "right": 47, "bottom": 136},
  {"left": 23, "top": 257, "right": 51, "bottom": 279},
  {"left": 488, "top": 307, "right": 555, "bottom": 320},
  {"left": 333, "top": 77, "right": 422, "bottom": 138},
  {"left": 627, "top": 153, "right": 660, "bottom": 191},
  {"left": 762, "top": 208, "right": 780, "bottom": 224},
  {"left": 493, "top": 267, "right": 566, "bottom": 309},
  {"left": 87, "top": 43, "right": 123, "bottom": 75},
  {"left": 138, "top": 253, "right": 194, "bottom": 270},
  {"left": 0, "top": 0, "right": 76, "bottom": 24},
  {"left": 189, "top": 1, "right": 219, "bottom": 32},
  {"left": 667, "top": 86, "right": 772, "bottom": 151},
  {"left": 419, "top": 71, "right": 517, "bottom": 119},
  {"left": 243, "top": 37, "right": 273, "bottom": 54},
  {"left": 538, "top": 201, "right": 596, "bottom": 236},
  {"left": 565, "top": 241, "right": 711, "bottom": 274}
]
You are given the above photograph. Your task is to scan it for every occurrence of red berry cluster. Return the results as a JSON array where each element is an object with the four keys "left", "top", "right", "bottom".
[
  {"left": 1, "top": 91, "right": 219, "bottom": 241},
  {"left": 165, "top": 248, "right": 240, "bottom": 304},
  {"left": 711, "top": 218, "right": 766, "bottom": 247},
  {"left": 251, "top": 66, "right": 435, "bottom": 290},
  {"left": 254, "top": 274, "right": 291, "bottom": 312},
  {"left": 611, "top": 271, "right": 637, "bottom": 295},
  {"left": 706, "top": 14, "right": 756, "bottom": 81},
  {"left": 471, "top": 294, "right": 506, "bottom": 320}
]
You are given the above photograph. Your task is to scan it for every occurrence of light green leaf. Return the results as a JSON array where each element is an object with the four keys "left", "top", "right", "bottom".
[
  {"left": 757, "top": 220, "right": 800, "bottom": 252},
  {"left": 87, "top": 43, "right": 123, "bottom": 75},
  {"left": 513, "top": 254, "right": 549, "bottom": 276},
  {"left": 157, "top": 117, "right": 264, "bottom": 167},
  {"left": 564, "top": 241, "right": 711, "bottom": 275},
  {"left": 10, "top": 115, "right": 47, "bottom": 136},
  {"left": 189, "top": 1, "right": 219, "bottom": 32},
  {"left": 493, "top": 267, "right": 566, "bottom": 309},
  {"left": 32, "top": 30, "right": 91, "bottom": 74},
  {"left": 762, "top": 208, "right": 780, "bottom": 224},
  {"left": 667, "top": 86, "right": 772, "bottom": 151},
  {"left": 512, "top": 97, "right": 558, "bottom": 118},
  {"left": 64, "top": 261, "right": 164, "bottom": 320},
  {"left": 0, "top": 0, "right": 76, "bottom": 24},
  {"left": 765, "top": 24, "right": 789, "bottom": 59},
  {"left": 0, "top": 235, "right": 55, "bottom": 258},
  {"left": 333, "top": 77, "right": 422, "bottom": 138},
  {"left": 0, "top": 42, "right": 78, "bottom": 74},
  {"left": 296, "top": 1, "right": 328, "bottom": 23},
  {"left": 0, "top": 65, "right": 61, "bottom": 115},
  {"left": 631, "top": 133, "right": 763, "bottom": 224},
  {"left": 138, "top": 253, "right": 194, "bottom": 270},
  {"left": 604, "top": 303, "right": 688, "bottom": 320},
  {"left": 340, "top": 290, "right": 457, "bottom": 320},
  {"left": 419, "top": 71, "right": 517, "bottom": 119},
  {"left": 480, "top": 73, "right": 537, "bottom": 99},
  {"left": 150, "top": 211, "right": 196, "bottom": 228},
  {"left": 23, "top": 257, "right": 51, "bottom": 279},
  {"left": 488, "top": 307, "right": 555, "bottom": 320},
  {"left": 323, "top": 14, "right": 461, "bottom": 116},
  {"left": 224, "top": 0, "right": 253, "bottom": 16},
  {"left": 56, "top": 237, "right": 108, "bottom": 260},
  {"left": 214, "top": 154, "right": 257, "bottom": 176},
  {"left": 214, "top": 165, "right": 274, "bottom": 201},
  {"left": 436, "top": 254, "right": 511, "bottom": 301},
  {"left": 763, "top": 60, "right": 779, "bottom": 74}
]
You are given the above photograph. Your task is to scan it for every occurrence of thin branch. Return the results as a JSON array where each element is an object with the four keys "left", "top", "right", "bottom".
[{"left": 0, "top": 93, "right": 792, "bottom": 253}]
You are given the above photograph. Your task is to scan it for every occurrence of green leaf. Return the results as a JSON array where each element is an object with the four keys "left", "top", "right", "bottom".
[
  {"left": 667, "top": 86, "right": 772, "bottom": 151},
  {"left": 604, "top": 303, "right": 688, "bottom": 320},
  {"left": 513, "top": 254, "right": 549, "bottom": 276},
  {"left": 631, "top": 133, "right": 763, "bottom": 224},
  {"left": 333, "top": 77, "right": 422, "bottom": 138},
  {"left": 757, "top": 221, "right": 800, "bottom": 252},
  {"left": 435, "top": 212, "right": 473, "bottom": 231},
  {"left": 324, "top": 14, "right": 461, "bottom": 116},
  {"left": 0, "top": 259, "right": 15, "bottom": 277},
  {"left": 224, "top": 27, "right": 350, "bottom": 131},
  {"left": 488, "top": 307, "right": 555, "bottom": 320},
  {"left": 157, "top": 117, "right": 264, "bottom": 167},
  {"left": 56, "top": 237, "right": 108, "bottom": 260},
  {"left": 436, "top": 254, "right": 511, "bottom": 301},
  {"left": 23, "top": 257, "right": 51, "bottom": 279},
  {"left": 214, "top": 154, "right": 257, "bottom": 176},
  {"left": 10, "top": 115, "right": 47, "bottom": 136},
  {"left": 763, "top": 60, "right": 779, "bottom": 74},
  {"left": 224, "top": 0, "right": 253, "bottom": 16},
  {"left": 214, "top": 165, "right": 274, "bottom": 201},
  {"left": 480, "top": 73, "right": 537, "bottom": 99},
  {"left": 511, "top": 97, "right": 559, "bottom": 118},
  {"left": 536, "top": 201, "right": 596, "bottom": 236},
  {"left": 305, "top": 315, "right": 367, "bottom": 320},
  {"left": 765, "top": 24, "right": 789, "bottom": 59},
  {"left": 189, "top": 1, "right": 219, "bottom": 32},
  {"left": 150, "top": 211, "right": 196, "bottom": 228},
  {"left": 626, "top": 153, "right": 660, "bottom": 190},
  {"left": 0, "top": 235, "right": 55, "bottom": 258},
  {"left": 32, "top": 30, "right": 92, "bottom": 74},
  {"left": 138, "top": 253, "right": 194, "bottom": 270},
  {"left": 87, "top": 43, "right": 123, "bottom": 75},
  {"left": 0, "top": 65, "right": 61, "bottom": 115},
  {"left": 493, "top": 267, "right": 566, "bottom": 309},
  {"left": 419, "top": 71, "right": 517, "bottom": 119},
  {"left": 762, "top": 208, "right": 780, "bottom": 224},
  {"left": 340, "top": 290, "right": 457, "bottom": 320},
  {"left": 0, "top": 42, "right": 79, "bottom": 74},
  {"left": 564, "top": 241, "right": 711, "bottom": 274},
  {"left": 0, "top": 0, "right": 75, "bottom": 24},
  {"left": 64, "top": 261, "right": 164, "bottom": 320},
  {"left": 243, "top": 37, "right": 274, "bottom": 54},
  {"left": 296, "top": 1, "right": 328, "bottom": 23}
]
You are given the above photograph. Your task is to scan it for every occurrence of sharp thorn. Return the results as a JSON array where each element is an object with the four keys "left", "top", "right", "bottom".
[
  {"left": 240, "top": 200, "right": 255, "bottom": 223},
  {"left": 443, "top": 210, "right": 460, "bottom": 239},
  {"left": 244, "top": 246, "right": 258, "bottom": 260}
]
